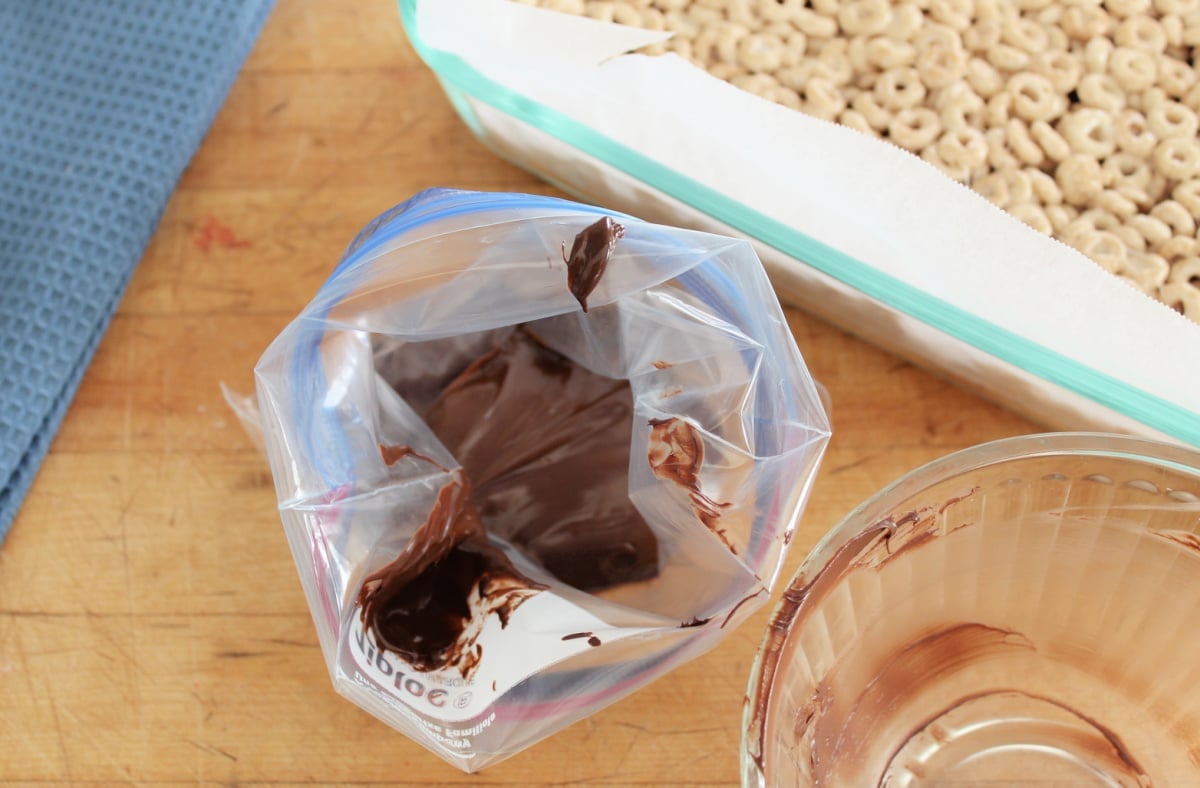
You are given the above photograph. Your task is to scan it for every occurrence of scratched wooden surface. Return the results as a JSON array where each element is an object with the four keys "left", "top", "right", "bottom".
[{"left": 0, "top": 1, "right": 1040, "bottom": 785}]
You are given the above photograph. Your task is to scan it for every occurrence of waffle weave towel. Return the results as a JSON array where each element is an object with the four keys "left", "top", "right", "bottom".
[{"left": 0, "top": 0, "right": 275, "bottom": 544}]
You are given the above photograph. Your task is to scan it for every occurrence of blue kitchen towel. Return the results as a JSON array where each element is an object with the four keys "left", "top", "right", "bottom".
[{"left": 0, "top": 0, "right": 275, "bottom": 544}]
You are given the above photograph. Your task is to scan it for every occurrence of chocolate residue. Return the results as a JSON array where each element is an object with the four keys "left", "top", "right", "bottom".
[
  {"left": 680, "top": 616, "right": 713, "bottom": 628},
  {"left": 356, "top": 470, "right": 545, "bottom": 678},
  {"left": 893, "top": 690, "right": 1149, "bottom": 784},
  {"left": 648, "top": 417, "right": 733, "bottom": 551},
  {"left": 937, "top": 486, "right": 979, "bottom": 514},
  {"left": 423, "top": 328, "right": 659, "bottom": 591},
  {"left": 562, "top": 216, "right": 623, "bottom": 312},
  {"left": 1150, "top": 528, "right": 1200, "bottom": 553},
  {"left": 747, "top": 515, "right": 944, "bottom": 772},
  {"left": 799, "top": 624, "right": 1037, "bottom": 783},
  {"left": 379, "top": 444, "right": 447, "bottom": 472},
  {"left": 563, "top": 631, "right": 602, "bottom": 647},
  {"left": 722, "top": 589, "right": 766, "bottom": 628}
]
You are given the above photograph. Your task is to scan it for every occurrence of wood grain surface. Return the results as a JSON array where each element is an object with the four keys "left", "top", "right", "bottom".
[{"left": 0, "top": 1, "right": 1039, "bottom": 784}]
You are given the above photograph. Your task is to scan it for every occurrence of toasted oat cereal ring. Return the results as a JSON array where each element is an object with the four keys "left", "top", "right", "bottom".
[
  {"left": 1106, "top": 0, "right": 1152, "bottom": 18},
  {"left": 1108, "top": 47, "right": 1159, "bottom": 92},
  {"left": 875, "top": 67, "right": 927, "bottom": 110},
  {"left": 929, "top": 0, "right": 973, "bottom": 30},
  {"left": 1114, "top": 109, "right": 1158, "bottom": 157},
  {"left": 1057, "top": 153, "right": 1107, "bottom": 205},
  {"left": 737, "top": 32, "right": 786, "bottom": 72},
  {"left": 966, "top": 57, "right": 1005, "bottom": 98},
  {"left": 913, "top": 22, "right": 964, "bottom": 53},
  {"left": 1158, "top": 58, "right": 1198, "bottom": 97},
  {"left": 1081, "top": 208, "right": 1124, "bottom": 231},
  {"left": 1080, "top": 37, "right": 1114, "bottom": 75},
  {"left": 839, "top": 108, "right": 877, "bottom": 135},
  {"left": 1008, "top": 72, "right": 1066, "bottom": 122},
  {"left": 986, "top": 91, "right": 1014, "bottom": 126},
  {"left": 548, "top": 0, "right": 586, "bottom": 13},
  {"left": 708, "top": 62, "right": 747, "bottom": 82},
  {"left": 1167, "top": 255, "right": 1200, "bottom": 284},
  {"left": 1075, "top": 229, "right": 1128, "bottom": 272},
  {"left": 1001, "top": 16, "right": 1051, "bottom": 53},
  {"left": 867, "top": 36, "right": 916, "bottom": 69},
  {"left": 853, "top": 91, "right": 894, "bottom": 130},
  {"left": 1154, "top": 137, "right": 1200, "bottom": 180},
  {"left": 983, "top": 127, "right": 1019, "bottom": 169},
  {"left": 1156, "top": 0, "right": 1200, "bottom": 13},
  {"left": 936, "top": 82, "right": 986, "bottom": 130},
  {"left": 1059, "top": 108, "right": 1118, "bottom": 158},
  {"left": 641, "top": 6, "right": 667, "bottom": 30},
  {"left": 732, "top": 72, "right": 782, "bottom": 96},
  {"left": 987, "top": 43, "right": 1032, "bottom": 71},
  {"left": 1115, "top": 14, "right": 1168, "bottom": 52},
  {"left": 1010, "top": 202, "right": 1054, "bottom": 234},
  {"left": 1076, "top": 73, "right": 1127, "bottom": 114},
  {"left": 1157, "top": 281, "right": 1200, "bottom": 319},
  {"left": 586, "top": 2, "right": 616, "bottom": 23},
  {"left": 1159, "top": 236, "right": 1200, "bottom": 261},
  {"left": 757, "top": 0, "right": 806, "bottom": 22},
  {"left": 917, "top": 46, "right": 966, "bottom": 89},
  {"left": 1006, "top": 118, "right": 1045, "bottom": 166},
  {"left": 1062, "top": 5, "right": 1111, "bottom": 40},
  {"left": 921, "top": 142, "right": 971, "bottom": 182},
  {"left": 1046, "top": 204, "right": 1076, "bottom": 232},
  {"left": 803, "top": 77, "right": 847, "bottom": 120},
  {"left": 1173, "top": 179, "right": 1200, "bottom": 215},
  {"left": 889, "top": 107, "right": 943, "bottom": 149},
  {"left": 763, "top": 84, "right": 804, "bottom": 111},
  {"left": 964, "top": 19, "right": 1003, "bottom": 52},
  {"left": 1151, "top": 199, "right": 1197, "bottom": 236},
  {"left": 1113, "top": 224, "right": 1149, "bottom": 250},
  {"left": 1129, "top": 213, "right": 1175, "bottom": 246},
  {"left": 1001, "top": 166, "right": 1035, "bottom": 204},
  {"left": 612, "top": 1, "right": 643, "bottom": 26},
  {"left": 1028, "top": 167, "right": 1063, "bottom": 204},
  {"left": 715, "top": 23, "right": 751, "bottom": 65},
  {"left": 973, "top": 171, "right": 1011, "bottom": 206},
  {"left": 1104, "top": 152, "right": 1154, "bottom": 189},
  {"left": 1123, "top": 251, "right": 1170, "bottom": 290},
  {"left": 1093, "top": 189, "right": 1140, "bottom": 218},
  {"left": 885, "top": 3, "right": 924, "bottom": 40},
  {"left": 1116, "top": 182, "right": 1155, "bottom": 209},
  {"left": 938, "top": 126, "right": 989, "bottom": 170},
  {"left": 793, "top": 8, "right": 839, "bottom": 37},
  {"left": 838, "top": 0, "right": 893, "bottom": 35},
  {"left": 1030, "top": 120, "right": 1071, "bottom": 161},
  {"left": 1147, "top": 101, "right": 1200, "bottom": 139},
  {"left": 1031, "top": 50, "right": 1082, "bottom": 94}
]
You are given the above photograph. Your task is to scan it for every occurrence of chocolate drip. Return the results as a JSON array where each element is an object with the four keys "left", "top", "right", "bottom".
[
  {"left": 648, "top": 417, "right": 733, "bottom": 551},
  {"left": 563, "top": 216, "right": 623, "bottom": 312}
]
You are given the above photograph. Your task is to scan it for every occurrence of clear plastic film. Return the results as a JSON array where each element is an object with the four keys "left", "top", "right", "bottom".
[{"left": 253, "top": 189, "right": 830, "bottom": 771}]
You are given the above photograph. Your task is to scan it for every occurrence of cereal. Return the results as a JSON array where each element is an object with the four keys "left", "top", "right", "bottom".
[{"left": 536, "top": 0, "right": 1200, "bottom": 321}]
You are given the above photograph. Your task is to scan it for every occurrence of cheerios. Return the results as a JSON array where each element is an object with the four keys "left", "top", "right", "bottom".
[{"left": 542, "top": 0, "right": 1200, "bottom": 320}]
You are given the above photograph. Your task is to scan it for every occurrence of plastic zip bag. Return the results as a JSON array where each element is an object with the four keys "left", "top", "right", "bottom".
[{"left": 253, "top": 189, "right": 830, "bottom": 771}]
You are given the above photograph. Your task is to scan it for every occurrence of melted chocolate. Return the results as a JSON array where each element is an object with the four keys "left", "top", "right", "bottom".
[
  {"left": 563, "top": 216, "right": 623, "bottom": 312},
  {"left": 423, "top": 328, "right": 659, "bottom": 591},
  {"left": 356, "top": 467, "right": 544, "bottom": 677},
  {"left": 648, "top": 417, "right": 733, "bottom": 551}
]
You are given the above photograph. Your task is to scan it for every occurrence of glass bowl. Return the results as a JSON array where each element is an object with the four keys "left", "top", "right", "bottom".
[{"left": 743, "top": 433, "right": 1200, "bottom": 786}]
